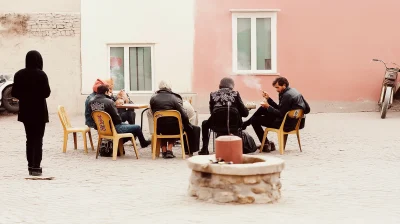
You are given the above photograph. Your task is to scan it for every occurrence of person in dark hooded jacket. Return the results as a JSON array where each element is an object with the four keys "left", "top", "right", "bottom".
[{"left": 11, "top": 50, "right": 51, "bottom": 176}]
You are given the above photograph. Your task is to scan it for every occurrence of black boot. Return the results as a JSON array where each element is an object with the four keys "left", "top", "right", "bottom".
[
  {"left": 198, "top": 147, "right": 209, "bottom": 155},
  {"left": 185, "top": 151, "right": 193, "bottom": 156},
  {"left": 257, "top": 141, "right": 276, "bottom": 153},
  {"left": 198, "top": 138, "right": 209, "bottom": 155},
  {"left": 29, "top": 167, "right": 42, "bottom": 176},
  {"left": 140, "top": 140, "right": 151, "bottom": 148}
]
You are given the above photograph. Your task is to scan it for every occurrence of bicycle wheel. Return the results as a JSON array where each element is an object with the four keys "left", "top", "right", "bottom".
[{"left": 380, "top": 86, "right": 392, "bottom": 119}]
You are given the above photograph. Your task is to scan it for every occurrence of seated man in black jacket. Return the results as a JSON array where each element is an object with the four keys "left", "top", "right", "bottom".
[
  {"left": 199, "top": 77, "right": 249, "bottom": 155},
  {"left": 89, "top": 84, "right": 151, "bottom": 148},
  {"left": 243, "top": 77, "right": 310, "bottom": 152},
  {"left": 105, "top": 78, "right": 136, "bottom": 125},
  {"left": 150, "top": 81, "right": 200, "bottom": 159},
  {"left": 85, "top": 79, "right": 107, "bottom": 129}
]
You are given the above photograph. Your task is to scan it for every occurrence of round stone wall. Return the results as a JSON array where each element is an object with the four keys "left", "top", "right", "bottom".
[{"left": 187, "top": 155, "right": 285, "bottom": 204}]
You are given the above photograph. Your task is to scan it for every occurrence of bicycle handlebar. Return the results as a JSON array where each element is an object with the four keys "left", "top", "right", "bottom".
[{"left": 372, "top": 59, "right": 399, "bottom": 69}]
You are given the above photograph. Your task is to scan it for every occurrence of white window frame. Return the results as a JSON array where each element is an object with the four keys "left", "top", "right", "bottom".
[
  {"left": 232, "top": 12, "right": 278, "bottom": 75},
  {"left": 107, "top": 44, "right": 155, "bottom": 93}
]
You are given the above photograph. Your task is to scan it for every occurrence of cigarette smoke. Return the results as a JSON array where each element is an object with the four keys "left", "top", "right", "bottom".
[{"left": 243, "top": 76, "right": 262, "bottom": 90}]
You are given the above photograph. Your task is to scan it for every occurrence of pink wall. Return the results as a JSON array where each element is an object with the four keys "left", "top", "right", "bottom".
[{"left": 193, "top": 0, "right": 400, "bottom": 111}]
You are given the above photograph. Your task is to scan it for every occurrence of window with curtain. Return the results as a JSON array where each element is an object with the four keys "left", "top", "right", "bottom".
[
  {"left": 110, "top": 47, "right": 125, "bottom": 90},
  {"left": 109, "top": 45, "right": 153, "bottom": 92},
  {"left": 233, "top": 12, "right": 277, "bottom": 74}
]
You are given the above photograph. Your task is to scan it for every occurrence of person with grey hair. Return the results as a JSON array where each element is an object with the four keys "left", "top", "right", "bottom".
[
  {"left": 146, "top": 81, "right": 173, "bottom": 136},
  {"left": 199, "top": 77, "right": 249, "bottom": 155},
  {"left": 146, "top": 81, "right": 198, "bottom": 135},
  {"left": 149, "top": 81, "right": 200, "bottom": 158},
  {"left": 158, "top": 80, "right": 171, "bottom": 90}
]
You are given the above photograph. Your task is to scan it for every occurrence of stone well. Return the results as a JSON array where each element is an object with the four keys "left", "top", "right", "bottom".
[{"left": 187, "top": 155, "right": 285, "bottom": 204}]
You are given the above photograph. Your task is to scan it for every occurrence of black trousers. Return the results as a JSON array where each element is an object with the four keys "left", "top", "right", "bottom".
[
  {"left": 184, "top": 125, "right": 200, "bottom": 153},
  {"left": 158, "top": 123, "right": 181, "bottom": 147},
  {"left": 120, "top": 110, "right": 136, "bottom": 124},
  {"left": 158, "top": 122, "right": 200, "bottom": 153},
  {"left": 201, "top": 119, "right": 211, "bottom": 150},
  {"left": 248, "top": 107, "right": 280, "bottom": 142},
  {"left": 23, "top": 122, "right": 46, "bottom": 168},
  {"left": 201, "top": 118, "right": 241, "bottom": 150}
]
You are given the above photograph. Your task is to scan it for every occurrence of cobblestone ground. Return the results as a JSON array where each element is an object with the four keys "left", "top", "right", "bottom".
[{"left": 0, "top": 111, "right": 400, "bottom": 224}]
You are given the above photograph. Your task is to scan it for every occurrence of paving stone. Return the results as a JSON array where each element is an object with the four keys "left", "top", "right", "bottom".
[{"left": 0, "top": 111, "right": 399, "bottom": 223}]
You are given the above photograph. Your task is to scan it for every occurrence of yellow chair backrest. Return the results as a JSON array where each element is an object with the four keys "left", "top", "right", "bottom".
[
  {"left": 279, "top": 109, "right": 304, "bottom": 131},
  {"left": 58, "top": 105, "right": 71, "bottom": 129},
  {"left": 91, "top": 111, "right": 115, "bottom": 136},
  {"left": 153, "top": 110, "right": 184, "bottom": 134}
]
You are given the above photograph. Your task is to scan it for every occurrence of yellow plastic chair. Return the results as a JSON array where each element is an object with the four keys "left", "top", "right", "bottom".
[
  {"left": 260, "top": 109, "right": 304, "bottom": 155},
  {"left": 57, "top": 105, "right": 94, "bottom": 154},
  {"left": 91, "top": 111, "right": 139, "bottom": 160},
  {"left": 152, "top": 110, "right": 190, "bottom": 160}
]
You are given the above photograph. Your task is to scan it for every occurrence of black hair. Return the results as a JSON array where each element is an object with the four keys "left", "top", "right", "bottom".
[
  {"left": 272, "top": 77, "right": 289, "bottom": 87},
  {"left": 97, "top": 84, "right": 110, "bottom": 94}
]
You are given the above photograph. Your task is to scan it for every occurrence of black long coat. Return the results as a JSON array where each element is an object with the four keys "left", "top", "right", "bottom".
[{"left": 11, "top": 50, "right": 51, "bottom": 123}]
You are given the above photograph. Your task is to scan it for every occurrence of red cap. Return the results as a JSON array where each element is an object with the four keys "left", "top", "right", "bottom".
[{"left": 92, "top": 79, "right": 106, "bottom": 93}]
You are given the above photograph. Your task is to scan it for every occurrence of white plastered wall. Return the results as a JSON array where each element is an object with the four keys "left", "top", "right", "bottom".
[{"left": 81, "top": 0, "right": 195, "bottom": 95}]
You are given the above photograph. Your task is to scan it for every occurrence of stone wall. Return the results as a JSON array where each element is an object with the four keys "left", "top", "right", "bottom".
[
  {"left": 0, "top": 13, "right": 80, "bottom": 37},
  {"left": 0, "top": 12, "right": 82, "bottom": 115},
  {"left": 188, "top": 171, "right": 282, "bottom": 204}
]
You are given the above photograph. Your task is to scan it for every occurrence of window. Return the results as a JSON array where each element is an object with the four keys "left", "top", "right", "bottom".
[
  {"left": 108, "top": 45, "right": 154, "bottom": 92},
  {"left": 232, "top": 12, "right": 277, "bottom": 74}
]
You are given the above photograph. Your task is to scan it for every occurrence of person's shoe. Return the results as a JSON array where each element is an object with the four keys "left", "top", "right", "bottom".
[
  {"left": 257, "top": 144, "right": 270, "bottom": 153},
  {"left": 164, "top": 150, "right": 175, "bottom": 159},
  {"left": 185, "top": 151, "right": 193, "bottom": 156},
  {"left": 257, "top": 141, "right": 276, "bottom": 153},
  {"left": 269, "top": 141, "right": 276, "bottom": 151},
  {"left": 257, "top": 143, "right": 270, "bottom": 152},
  {"left": 198, "top": 148, "right": 209, "bottom": 155},
  {"left": 140, "top": 140, "right": 152, "bottom": 148},
  {"left": 29, "top": 167, "right": 42, "bottom": 176}
]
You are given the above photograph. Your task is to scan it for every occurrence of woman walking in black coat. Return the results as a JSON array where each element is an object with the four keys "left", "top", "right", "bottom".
[{"left": 12, "top": 50, "right": 51, "bottom": 176}]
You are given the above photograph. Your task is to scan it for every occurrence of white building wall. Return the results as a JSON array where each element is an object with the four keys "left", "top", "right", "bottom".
[{"left": 81, "top": 0, "right": 195, "bottom": 95}]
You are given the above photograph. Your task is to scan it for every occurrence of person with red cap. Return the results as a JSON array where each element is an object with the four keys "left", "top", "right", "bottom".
[
  {"left": 89, "top": 84, "right": 151, "bottom": 149},
  {"left": 85, "top": 79, "right": 106, "bottom": 129}
]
